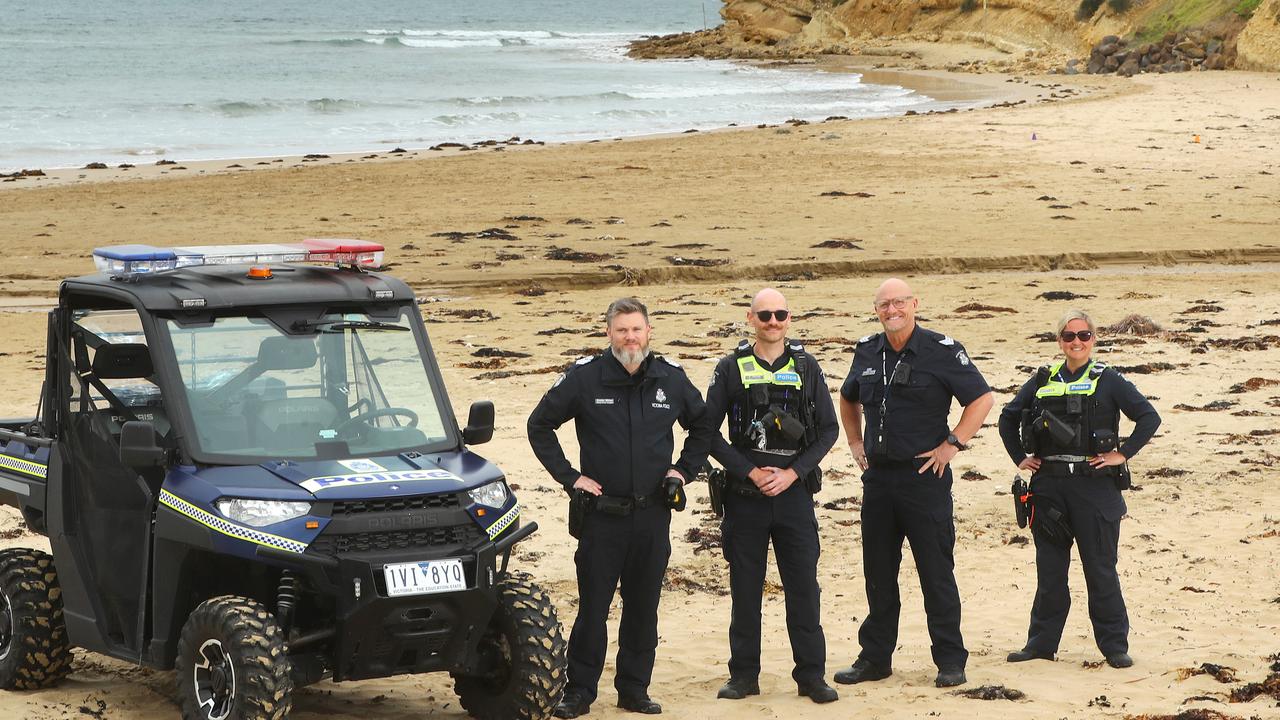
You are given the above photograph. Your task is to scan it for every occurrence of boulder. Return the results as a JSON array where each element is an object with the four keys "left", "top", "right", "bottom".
[
  {"left": 1103, "top": 54, "right": 1120, "bottom": 72},
  {"left": 1118, "top": 58, "right": 1141, "bottom": 77},
  {"left": 1101, "top": 35, "right": 1120, "bottom": 45},
  {"left": 1098, "top": 42, "right": 1120, "bottom": 56}
]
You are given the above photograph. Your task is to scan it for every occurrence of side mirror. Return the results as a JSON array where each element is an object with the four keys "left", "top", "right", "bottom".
[
  {"left": 462, "top": 401, "right": 494, "bottom": 446},
  {"left": 120, "top": 421, "right": 165, "bottom": 469}
]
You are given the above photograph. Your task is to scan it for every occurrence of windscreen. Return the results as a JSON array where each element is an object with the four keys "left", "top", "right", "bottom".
[{"left": 165, "top": 308, "right": 451, "bottom": 461}]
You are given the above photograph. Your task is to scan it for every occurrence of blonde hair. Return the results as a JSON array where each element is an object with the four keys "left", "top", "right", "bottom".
[{"left": 1056, "top": 309, "right": 1095, "bottom": 336}]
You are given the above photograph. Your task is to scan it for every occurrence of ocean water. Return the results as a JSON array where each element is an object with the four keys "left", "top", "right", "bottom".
[{"left": 0, "top": 0, "right": 943, "bottom": 172}]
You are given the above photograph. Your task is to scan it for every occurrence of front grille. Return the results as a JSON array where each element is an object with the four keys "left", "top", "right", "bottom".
[
  {"left": 309, "top": 524, "right": 483, "bottom": 555},
  {"left": 332, "top": 493, "right": 461, "bottom": 516}
]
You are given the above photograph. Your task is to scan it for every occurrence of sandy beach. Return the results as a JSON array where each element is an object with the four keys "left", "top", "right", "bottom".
[{"left": 1, "top": 65, "right": 1278, "bottom": 720}]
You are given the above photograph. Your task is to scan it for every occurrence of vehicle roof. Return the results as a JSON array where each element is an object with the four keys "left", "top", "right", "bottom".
[{"left": 60, "top": 264, "right": 416, "bottom": 312}]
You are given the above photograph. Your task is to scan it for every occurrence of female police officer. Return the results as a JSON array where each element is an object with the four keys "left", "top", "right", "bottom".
[{"left": 997, "top": 309, "right": 1161, "bottom": 669}]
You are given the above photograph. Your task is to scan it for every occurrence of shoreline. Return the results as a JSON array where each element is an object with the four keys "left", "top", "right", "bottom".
[{"left": 1, "top": 60, "right": 1071, "bottom": 191}]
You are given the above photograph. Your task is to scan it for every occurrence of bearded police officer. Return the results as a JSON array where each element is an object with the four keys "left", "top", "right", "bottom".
[
  {"left": 835, "top": 278, "right": 994, "bottom": 689},
  {"left": 528, "top": 297, "right": 713, "bottom": 718},
  {"left": 997, "top": 309, "right": 1160, "bottom": 669},
  {"left": 703, "top": 288, "right": 840, "bottom": 704}
]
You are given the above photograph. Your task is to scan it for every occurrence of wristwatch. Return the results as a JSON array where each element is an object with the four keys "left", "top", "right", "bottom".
[{"left": 946, "top": 433, "right": 967, "bottom": 451}]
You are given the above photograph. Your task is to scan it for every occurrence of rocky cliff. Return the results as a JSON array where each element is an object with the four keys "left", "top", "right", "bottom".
[{"left": 631, "top": 0, "right": 1280, "bottom": 71}]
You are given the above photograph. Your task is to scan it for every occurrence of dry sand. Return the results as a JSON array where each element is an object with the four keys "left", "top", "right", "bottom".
[{"left": 1, "top": 65, "right": 1278, "bottom": 720}]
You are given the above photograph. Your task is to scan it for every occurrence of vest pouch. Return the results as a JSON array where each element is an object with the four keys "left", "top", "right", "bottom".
[
  {"left": 1091, "top": 428, "right": 1117, "bottom": 454},
  {"left": 773, "top": 409, "right": 807, "bottom": 443},
  {"left": 1114, "top": 464, "right": 1131, "bottom": 491},
  {"left": 803, "top": 467, "right": 822, "bottom": 494},
  {"left": 749, "top": 382, "right": 770, "bottom": 407},
  {"left": 1040, "top": 408, "right": 1078, "bottom": 446},
  {"left": 1020, "top": 409, "right": 1039, "bottom": 455}
]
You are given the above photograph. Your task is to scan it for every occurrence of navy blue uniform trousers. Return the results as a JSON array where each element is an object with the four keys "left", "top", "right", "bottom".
[
  {"left": 857, "top": 460, "right": 967, "bottom": 669},
  {"left": 567, "top": 504, "right": 671, "bottom": 703},
  {"left": 1025, "top": 471, "right": 1129, "bottom": 656},
  {"left": 721, "top": 481, "right": 825, "bottom": 685}
]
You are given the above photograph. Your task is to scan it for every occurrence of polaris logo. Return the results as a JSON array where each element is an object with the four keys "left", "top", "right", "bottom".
[
  {"left": 365, "top": 513, "right": 438, "bottom": 530},
  {"left": 301, "top": 469, "right": 464, "bottom": 493}
]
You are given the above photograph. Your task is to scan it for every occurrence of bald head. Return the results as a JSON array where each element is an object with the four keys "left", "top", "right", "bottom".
[
  {"left": 751, "top": 287, "right": 787, "bottom": 311},
  {"left": 875, "top": 278, "right": 913, "bottom": 304}
]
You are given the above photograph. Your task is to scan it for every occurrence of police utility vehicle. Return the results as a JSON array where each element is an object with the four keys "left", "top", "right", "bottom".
[{"left": 0, "top": 240, "right": 566, "bottom": 720}]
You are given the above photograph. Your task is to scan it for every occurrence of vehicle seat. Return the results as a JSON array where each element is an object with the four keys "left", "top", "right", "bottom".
[{"left": 253, "top": 397, "right": 340, "bottom": 451}]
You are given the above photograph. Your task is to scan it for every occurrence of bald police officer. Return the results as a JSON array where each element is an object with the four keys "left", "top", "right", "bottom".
[
  {"left": 528, "top": 297, "right": 713, "bottom": 718},
  {"left": 835, "top": 278, "right": 994, "bottom": 689},
  {"left": 703, "top": 288, "right": 840, "bottom": 703}
]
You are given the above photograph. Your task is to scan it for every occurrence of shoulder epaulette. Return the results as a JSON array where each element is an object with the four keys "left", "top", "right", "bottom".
[
  {"left": 787, "top": 340, "right": 806, "bottom": 354},
  {"left": 659, "top": 355, "right": 682, "bottom": 368},
  {"left": 734, "top": 339, "right": 752, "bottom": 356},
  {"left": 857, "top": 334, "right": 875, "bottom": 344},
  {"left": 937, "top": 335, "right": 956, "bottom": 346},
  {"left": 1090, "top": 361, "right": 1108, "bottom": 375},
  {"left": 574, "top": 355, "right": 596, "bottom": 366}
]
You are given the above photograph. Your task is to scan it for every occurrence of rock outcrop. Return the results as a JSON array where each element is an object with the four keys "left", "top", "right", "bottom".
[{"left": 630, "top": 0, "right": 1280, "bottom": 72}]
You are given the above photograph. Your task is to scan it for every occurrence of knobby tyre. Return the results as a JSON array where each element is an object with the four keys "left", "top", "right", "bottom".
[
  {"left": 175, "top": 595, "right": 292, "bottom": 720},
  {"left": 453, "top": 571, "right": 567, "bottom": 720},
  {"left": 0, "top": 547, "right": 74, "bottom": 689}
]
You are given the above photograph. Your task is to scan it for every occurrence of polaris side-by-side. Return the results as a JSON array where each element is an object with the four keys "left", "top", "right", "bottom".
[{"left": 0, "top": 240, "right": 566, "bottom": 720}]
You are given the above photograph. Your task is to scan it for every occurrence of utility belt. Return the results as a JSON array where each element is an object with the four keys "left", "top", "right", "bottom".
[
  {"left": 567, "top": 486, "right": 666, "bottom": 539},
  {"left": 593, "top": 488, "right": 666, "bottom": 515},
  {"left": 1036, "top": 459, "right": 1131, "bottom": 490}
]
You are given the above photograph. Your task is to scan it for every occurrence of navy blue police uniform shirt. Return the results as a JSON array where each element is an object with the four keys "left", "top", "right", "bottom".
[
  {"left": 527, "top": 351, "right": 712, "bottom": 497},
  {"left": 840, "top": 326, "right": 991, "bottom": 462},
  {"left": 997, "top": 362, "right": 1161, "bottom": 465},
  {"left": 704, "top": 344, "right": 839, "bottom": 483}
]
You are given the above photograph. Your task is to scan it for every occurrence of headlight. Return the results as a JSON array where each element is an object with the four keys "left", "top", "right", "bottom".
[
  {"left": 216, "top": 498, "right": 312, "bottom": 527},
  {"left": 468, "top": 481, "right": 509, "bottom": 508}
]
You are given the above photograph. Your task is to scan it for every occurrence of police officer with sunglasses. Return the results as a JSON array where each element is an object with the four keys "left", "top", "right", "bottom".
[
  {"left": 997, "top": 309, "right": 1160, "bottom": 669},
  {"left": 702, "top": 288, "right": 840, "bottom": 703},
  {"left": 835, "top": 278, "right": 993, "bottom": 689}
]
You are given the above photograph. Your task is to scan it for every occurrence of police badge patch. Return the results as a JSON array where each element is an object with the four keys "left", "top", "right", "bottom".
[
  {"left": 956, "top": 351, "right": 970, "bottom": 366},
  {"left": 655, "top": 388, "right": 667, "bottom": 403}
]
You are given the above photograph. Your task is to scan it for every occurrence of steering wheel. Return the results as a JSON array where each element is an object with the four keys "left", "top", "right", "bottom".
[{"left": 334, "top": 407, "right": 419, "bottom": 439}]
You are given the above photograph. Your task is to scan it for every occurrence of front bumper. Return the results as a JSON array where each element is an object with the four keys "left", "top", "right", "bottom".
[{"left": 260, "top": 521, "right": 535, "bottom": 681}]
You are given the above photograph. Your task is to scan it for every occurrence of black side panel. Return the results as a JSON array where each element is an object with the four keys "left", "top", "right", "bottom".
[{"left": 56, "top": 411, "right": 154, "bottom": 659}]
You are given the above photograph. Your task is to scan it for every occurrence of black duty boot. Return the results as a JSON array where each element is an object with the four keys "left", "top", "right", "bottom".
[
  {"left": 934, "top": 666, "right": 967, "bottom": 688},
  {"left": 553, "top": 692, "right": 591, "bottom": 719},
  {"left": 617, "top": 693, "right": 662, "bottom": 714},
  {"left": 1106, "top": 652, "right": 1134, "bottom": 669},
  {"left": 1006, "top": 648, "right": 1055, "bottom": 663},
  {"left": 833, "top": 659, "right": 892, "bottom": 685},
  {"left": 716, "top": 677, "right": 760, "bottom": 700},
  {"left": 797, "top": 680, "right": 839, "bottom": 704}
]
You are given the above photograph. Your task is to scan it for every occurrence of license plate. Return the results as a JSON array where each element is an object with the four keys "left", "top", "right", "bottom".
[{"left": 383, "top": 558, "right": 466, "bottom": 597}]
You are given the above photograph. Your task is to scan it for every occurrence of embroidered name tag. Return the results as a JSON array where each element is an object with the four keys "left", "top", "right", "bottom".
[{"left": 595, "top": 398, "right": 615, "bottom": 405}]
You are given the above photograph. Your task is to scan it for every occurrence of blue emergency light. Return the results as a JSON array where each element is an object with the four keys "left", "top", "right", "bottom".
[{"left": 92, "top": 239, "right": 385, "bottom": 275}]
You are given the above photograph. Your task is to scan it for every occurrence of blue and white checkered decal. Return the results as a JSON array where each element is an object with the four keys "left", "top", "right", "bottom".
[
  {"left": 485, "top": 502, "right": 520, "bottom": 540},
  {"left": 159, "top": 490, "right": 308, "bottom": 554},
  {"left": 0, "top": 454, "right": 47, "bottom": 479}
]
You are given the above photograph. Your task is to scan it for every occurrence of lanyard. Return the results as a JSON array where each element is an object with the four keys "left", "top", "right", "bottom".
[{"left": 878, "top": 350, "right": 903, "bottom": 447}]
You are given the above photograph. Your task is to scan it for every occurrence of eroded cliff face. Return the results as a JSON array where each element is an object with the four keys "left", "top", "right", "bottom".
[
  {"left": 1238, "top": 0, "right": 1280, "bottom": 69},
  {"left": 630, "top": 0, "right": 1280, "bottom": 71}
]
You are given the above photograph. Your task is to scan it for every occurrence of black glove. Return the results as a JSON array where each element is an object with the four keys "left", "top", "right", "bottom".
[{"left": 664, "top": 475, "right": 686, "bottom": 511}]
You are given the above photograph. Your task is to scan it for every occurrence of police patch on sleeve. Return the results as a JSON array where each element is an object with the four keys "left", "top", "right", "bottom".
[
  {"left": 956, "top": 350, "right": 970, "bottom": 366},
  {"left": 552, "top": 372, "right": 566, "bottom": 388}
]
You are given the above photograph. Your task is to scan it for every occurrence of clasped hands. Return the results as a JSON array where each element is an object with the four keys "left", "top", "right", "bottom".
[{"left": 749, "top": 466, "right": 798, "bottom": 497}]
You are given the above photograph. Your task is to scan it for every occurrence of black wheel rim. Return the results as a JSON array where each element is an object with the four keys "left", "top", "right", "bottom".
[
  {"left": 193, "top": 638, "right": 236, "bottom": 720},
  {"left": 0, "top": 590, "right": 12, "bottom": 661}
]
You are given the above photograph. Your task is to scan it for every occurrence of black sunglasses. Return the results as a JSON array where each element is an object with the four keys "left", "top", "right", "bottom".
[
  {"left": 755, "top": 310, "right": 790, "bottom": 322},
  {"left": 1060, "top": 330, "right": 1094, "bottom": 342}
]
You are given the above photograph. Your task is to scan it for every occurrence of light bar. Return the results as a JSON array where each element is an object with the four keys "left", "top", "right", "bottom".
[{"left": 92, "top": 239, "right": 385, "bottom": 275}]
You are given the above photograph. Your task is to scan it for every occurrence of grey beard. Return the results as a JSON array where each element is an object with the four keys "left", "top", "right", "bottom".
[{"left": 612, "top": 346, "right": 650, "bottom": 367}]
